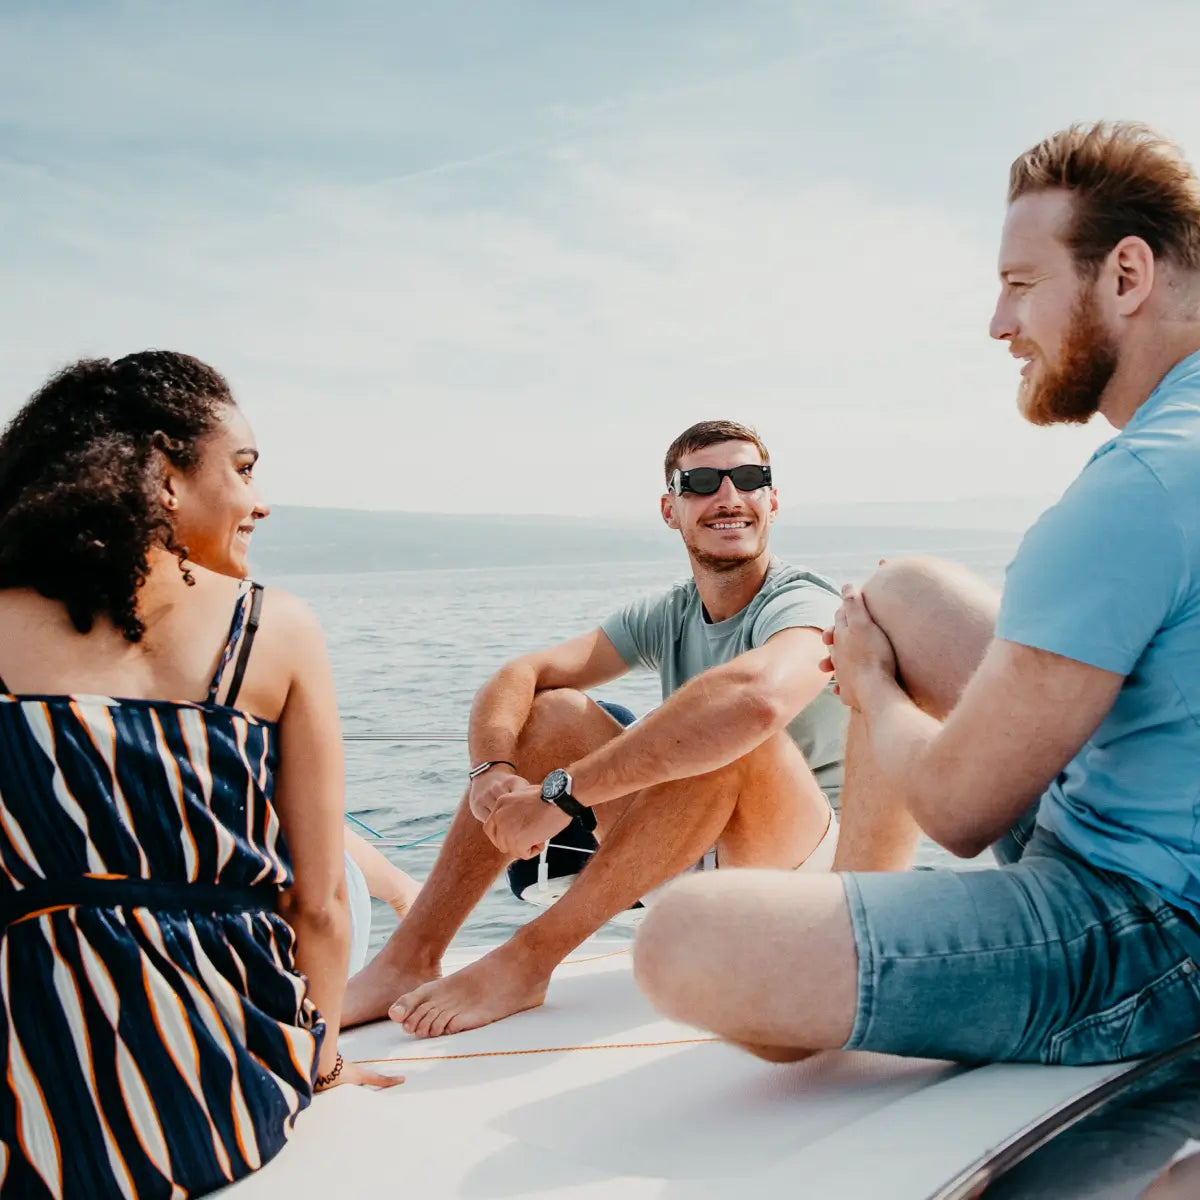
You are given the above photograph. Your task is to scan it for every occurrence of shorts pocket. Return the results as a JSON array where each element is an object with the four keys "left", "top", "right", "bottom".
[{"left": 1047, "top": 958, "right": 1200, "bottom": 1066}]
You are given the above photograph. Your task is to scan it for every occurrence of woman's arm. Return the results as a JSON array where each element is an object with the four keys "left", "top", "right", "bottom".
[{"left": 270, "top": 594, "right": 400, "bottom": 1089}]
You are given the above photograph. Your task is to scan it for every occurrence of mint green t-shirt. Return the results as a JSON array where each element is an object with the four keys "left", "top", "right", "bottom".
[{"left": 600, "top": 558, "right": 848, "bottom": 804}]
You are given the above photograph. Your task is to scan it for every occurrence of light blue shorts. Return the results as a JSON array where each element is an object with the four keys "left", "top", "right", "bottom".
[
  {"left": 345, "top": 849, "right": 372, "bottom": 975},
  {"left": 841, "top": 819, "right": 1200, "bottom": 1065}
]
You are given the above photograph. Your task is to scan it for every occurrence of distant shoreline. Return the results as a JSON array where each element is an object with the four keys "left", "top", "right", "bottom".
[{"left": 250, "top": 505, "right": 1023, "bottom": 577}]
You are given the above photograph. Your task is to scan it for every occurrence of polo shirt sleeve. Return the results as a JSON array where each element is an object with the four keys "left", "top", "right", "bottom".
[
  {"left": 750, "top": 578, "right": 842, "bottom": 648},
  {"left": 601, "top": 591, "right": 670, "bottom": 671},
  {"left": 996, "top": 446, "right": 1187, "bottom": 674}
]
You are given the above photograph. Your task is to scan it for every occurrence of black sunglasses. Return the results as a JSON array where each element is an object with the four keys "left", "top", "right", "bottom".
[{"left": 669, "top": 464, "right": 772, "bottom": 496}]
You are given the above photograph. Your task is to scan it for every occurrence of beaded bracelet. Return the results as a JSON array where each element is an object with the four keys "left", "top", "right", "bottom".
[{"left": 315, "top": 1052, "right": 344, "bottom": 1091}]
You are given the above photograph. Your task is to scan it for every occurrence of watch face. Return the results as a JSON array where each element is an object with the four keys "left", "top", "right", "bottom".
[{"left": 541, "top": 768, "right": 569, "bottom": 802}]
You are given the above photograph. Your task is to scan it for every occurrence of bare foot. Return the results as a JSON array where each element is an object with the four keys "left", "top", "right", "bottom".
[
  {"left": 343, "top": 953, "right": 441, "bottom": 1028},
  {"left": 389, "top": 942, "right": 553, "bottom": 1038}
]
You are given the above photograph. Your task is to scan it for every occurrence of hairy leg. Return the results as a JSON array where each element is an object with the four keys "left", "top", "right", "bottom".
[
  {"left": 342, "top": 689, "right": 623, "bottom": 1025},
  {"left": 633, "top": 869, "right": 858, "bottom": 1057},
  {"left": 833, "top": 557, "right": 1000, "bottom": 872},
  {"left": 393, "top": 733, "right": 831, "bottom": 1038}
]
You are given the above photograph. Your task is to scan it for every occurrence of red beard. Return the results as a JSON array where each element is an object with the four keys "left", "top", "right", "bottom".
[{"left": 1018, "top": 286, "right": 1118, "bottom": 427}]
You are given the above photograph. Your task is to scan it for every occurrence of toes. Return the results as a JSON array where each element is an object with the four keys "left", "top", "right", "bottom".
[
  {"left": 445, "top": 1011, "right": 475, "bottom": 1036},
  {"left": 389, "top": 993, "right": 418, "bottom": 1024},
  {"left": 407, "top": 1000, "right": 440, "bottom": 1038},
  {"left": 429, "top": 1005, "right": 458, "bottom": 1038}
]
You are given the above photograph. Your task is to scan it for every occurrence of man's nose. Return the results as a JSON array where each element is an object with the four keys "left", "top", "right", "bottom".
[
  {"left": 990, "top": 292, "right": 1017, "bottom": 342},
  {"left": 713, "top": 474, "right": 742, "bottom": 505}
]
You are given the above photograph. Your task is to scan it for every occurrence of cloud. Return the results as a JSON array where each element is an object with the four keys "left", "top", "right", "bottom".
[
  {"left": 7, "top": 0, "right": 1182, "bottom": 521},
  {"left": 0, "top": 129, "right": 1109, "bottom": 517}
]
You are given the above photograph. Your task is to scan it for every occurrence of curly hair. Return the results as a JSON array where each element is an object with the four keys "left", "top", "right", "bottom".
[{"left": 0, "top": 351, "right": 235, "bottom": 642}]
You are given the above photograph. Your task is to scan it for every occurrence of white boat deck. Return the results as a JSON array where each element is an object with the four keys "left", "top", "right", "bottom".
[{"left": 222, "top": 943, "right": 1127, "bottom": 1198}]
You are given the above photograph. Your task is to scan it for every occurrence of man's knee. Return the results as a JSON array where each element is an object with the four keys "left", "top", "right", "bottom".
[
  {"left": 517, "top": 688, "right": 591, "bottom": 754},
  {"left": 515, "top": 688, "right": 623, "bottom": 779},
  {"left": 632, "top": 874, "right": 714, "bottom": 1020},
  {"left": 861, "top": 556, "right": 956, "bottom": 639},
  {"left": 860, "top": 556, "right": 997, "bottom": 716}
]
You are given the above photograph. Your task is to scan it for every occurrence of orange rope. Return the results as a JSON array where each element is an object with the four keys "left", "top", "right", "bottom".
[
  {"left": 359, "top": 1036, "right": 719, "bottom": 1064},
  {"left": 560, "top": 947, "right": 630, "bottom": 966}
]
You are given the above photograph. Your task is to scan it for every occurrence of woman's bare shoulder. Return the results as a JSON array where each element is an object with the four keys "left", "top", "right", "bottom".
[{"left": 250, "top": 586, "right": 331, "bottom": 681}]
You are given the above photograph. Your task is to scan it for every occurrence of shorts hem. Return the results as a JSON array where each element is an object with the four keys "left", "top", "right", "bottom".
[{"left": 840, "top": 871, "right": 875, "bottom": 1051}]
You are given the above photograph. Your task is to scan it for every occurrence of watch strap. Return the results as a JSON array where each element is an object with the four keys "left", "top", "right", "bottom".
[{"left": 547, "top": 789, "right": 597, "bottom": 833}]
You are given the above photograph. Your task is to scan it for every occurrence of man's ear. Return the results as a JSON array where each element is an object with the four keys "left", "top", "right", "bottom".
[
  {"left": 661, "top": 492, "right": 680, "bottom": 530},
  {"left": 1108, "top": 235, "right": 1157, "bottom": 316},
  {"left": 767, "top": 487, "right": 779, "bottom": 524}
]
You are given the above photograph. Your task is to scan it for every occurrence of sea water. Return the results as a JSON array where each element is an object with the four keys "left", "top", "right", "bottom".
[{"left": 267, "top": 533, "right": 1020, "bottom": 951}]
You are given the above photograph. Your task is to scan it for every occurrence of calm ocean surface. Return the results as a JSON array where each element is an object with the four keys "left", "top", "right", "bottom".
[{"left": 265, "top": 532, "right": 1021, "bottom": 952}]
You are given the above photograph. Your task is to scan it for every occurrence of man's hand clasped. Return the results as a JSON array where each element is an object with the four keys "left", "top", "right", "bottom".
[
  {"left": 820, "top": 584, "right": 899, "bottom": 712},
  {"left": 469, "top": 767, "right": 571, "bottom": 859},
  {"left": 484, "top": 783, "right": 571, "bottom": 860},
  {"left": 468, "top": 766, "right": 526, "bottom": 822}
]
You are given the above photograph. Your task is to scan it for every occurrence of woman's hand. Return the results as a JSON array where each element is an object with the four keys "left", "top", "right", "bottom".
[{"left": 316, "top": 1057, "right": 405, "bottom": 1092}]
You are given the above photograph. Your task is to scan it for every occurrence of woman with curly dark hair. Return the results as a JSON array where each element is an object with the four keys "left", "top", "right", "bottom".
[{"left": 0, "top": 351, "right": 400, "bottom": 1200}]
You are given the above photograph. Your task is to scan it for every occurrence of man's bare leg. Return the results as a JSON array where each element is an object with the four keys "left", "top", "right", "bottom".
[
  {"left": 392, "top": 733, "right": 829, "bottom": 1038},
  {"left": 342, "top": 689, "right": 624, "bottom": 1025},
  {"left": 833, "top": 557, "right": 1000, "bottom": 872},
  {"left": 634, "top": 868, "right": 858, "bottom": 1058}
]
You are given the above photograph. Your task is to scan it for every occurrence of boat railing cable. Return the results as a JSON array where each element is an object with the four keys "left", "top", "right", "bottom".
[
  {"left": 342, "top": 733, "right": 592, "bottom": 859},
  {"left": 343, "top": 733, "right": 466, "bottom": 742}
]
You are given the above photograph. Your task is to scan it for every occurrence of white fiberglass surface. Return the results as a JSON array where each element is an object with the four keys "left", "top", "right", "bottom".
[{"left": 221, "top": 945, "right": 1125, "bottom": 1199}]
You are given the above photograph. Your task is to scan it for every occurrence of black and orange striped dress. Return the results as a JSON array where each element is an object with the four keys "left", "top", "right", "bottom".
[{"left": 0, "top": 581, "right": 324, "bottom": 1199}]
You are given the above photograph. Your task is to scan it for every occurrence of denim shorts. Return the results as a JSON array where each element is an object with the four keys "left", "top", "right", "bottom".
[{"left": 841, "top": 819, "right": 1200, "bottom": 1064}]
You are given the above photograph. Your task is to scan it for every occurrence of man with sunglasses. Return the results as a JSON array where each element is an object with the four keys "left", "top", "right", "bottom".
[{"left": 344, "top": 419, "right": 846, "bottom": 1036}]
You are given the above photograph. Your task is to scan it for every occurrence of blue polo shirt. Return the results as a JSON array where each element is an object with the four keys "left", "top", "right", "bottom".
[{"left": 996, "top": 349, "right": 1200, "bottom": 916}]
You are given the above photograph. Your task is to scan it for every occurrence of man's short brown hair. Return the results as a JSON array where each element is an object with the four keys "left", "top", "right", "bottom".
[
  {"left": 663, "top": 420, "right": 770, "bottom": 484},
  {"left": 1008, "top": 121, "right": 1200, "bottom": 277}
]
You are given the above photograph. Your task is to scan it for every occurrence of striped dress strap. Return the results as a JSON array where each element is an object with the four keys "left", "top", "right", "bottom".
[
  {"left": 206, "top": 579, "right": 261, "bottom": 705},
  {"left": 223, "top": 583, "right": 265, "bottom": 709}
]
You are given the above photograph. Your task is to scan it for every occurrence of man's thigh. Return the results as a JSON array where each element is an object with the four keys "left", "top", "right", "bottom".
[
  {"left": 717, "top": 731, "right": 831, "bottom": 869},
  {"left": 843, "top": 833, "right": 1200, "bottom": 1064}
]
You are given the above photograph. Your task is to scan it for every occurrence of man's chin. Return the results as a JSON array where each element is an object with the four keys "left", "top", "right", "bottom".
[
  {"left": 1017, "top": 388, "right": 1100, "bottom": 428},
  {"left": 687, "top": 539, "right": 769, "bottom": 572}
]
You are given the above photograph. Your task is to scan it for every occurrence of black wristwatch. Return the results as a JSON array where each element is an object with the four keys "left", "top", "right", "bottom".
[{"left": 540, "top": 768, "right": 597, "bottom": 833}]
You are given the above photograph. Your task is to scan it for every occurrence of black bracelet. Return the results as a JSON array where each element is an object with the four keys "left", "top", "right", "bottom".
[
  {"left": 315, "top": 1052, "right": 344, "bottom": 1090},
  {"left": 468, "top": 759, "right": 517, "bottom": 780}
]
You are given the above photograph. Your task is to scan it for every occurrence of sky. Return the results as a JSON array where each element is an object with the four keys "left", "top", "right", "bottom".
[{"left": 3, "top": 0, "right": 1200, "bottom": 523}]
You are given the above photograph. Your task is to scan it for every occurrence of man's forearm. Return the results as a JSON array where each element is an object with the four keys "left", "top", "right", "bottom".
[{"left": 569, "top": 673, "right": 784, "bottom": 807}]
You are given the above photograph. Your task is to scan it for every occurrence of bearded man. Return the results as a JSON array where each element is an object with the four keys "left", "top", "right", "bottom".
[
  {"left": 344, "top": 420, "right": 847, "bottom": 1035},
  {"left": 634, "top": 122, "right": 1200, "bottom": 1068}
]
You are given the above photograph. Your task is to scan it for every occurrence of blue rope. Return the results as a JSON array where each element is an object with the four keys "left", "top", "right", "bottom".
[
  {"left": 345, "top": 812, "right": 383, "bottom": 838},
  {"left": 388, "top": 829, "right": 445, "bottom": 851},
  {"left": 344, "top": 814, "right": 446, "bottom": 852}
]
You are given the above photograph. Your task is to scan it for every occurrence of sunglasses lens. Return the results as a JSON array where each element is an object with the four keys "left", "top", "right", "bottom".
[
  {"left": 729, "top": 465, "right": 769, "bottom": 491},
  {"left": 684, "top": 468, "right": 722, "bottom": 494}
]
